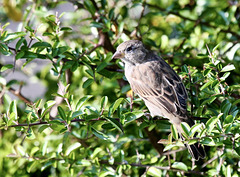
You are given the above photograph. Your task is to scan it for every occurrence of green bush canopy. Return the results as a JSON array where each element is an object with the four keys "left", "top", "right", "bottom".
[{"left": 0, "top": 0, "right": 240, "bottom": 176}]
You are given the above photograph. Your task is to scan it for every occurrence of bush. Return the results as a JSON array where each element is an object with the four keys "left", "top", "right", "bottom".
[{"left": 0, "top": 0, "right": 240, "bottom": 176}]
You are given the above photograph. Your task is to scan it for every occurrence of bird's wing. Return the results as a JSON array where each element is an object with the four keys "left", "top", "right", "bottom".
[{"left": 127, "top": 57, "right": 188, "bottom": 119}]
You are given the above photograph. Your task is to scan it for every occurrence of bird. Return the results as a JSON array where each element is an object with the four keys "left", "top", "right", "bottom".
[{"left": 112, "top": 40, "right": 205, "bottom": 160}]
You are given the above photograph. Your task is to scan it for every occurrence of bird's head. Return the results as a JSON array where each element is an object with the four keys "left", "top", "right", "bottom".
[{"left": 112, "top": 40, "right": 148, "bottom": 65}]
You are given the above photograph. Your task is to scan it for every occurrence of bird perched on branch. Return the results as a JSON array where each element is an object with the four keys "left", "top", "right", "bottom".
[{"left": 112, "top": 40, "right": 205, "bottom": 160}]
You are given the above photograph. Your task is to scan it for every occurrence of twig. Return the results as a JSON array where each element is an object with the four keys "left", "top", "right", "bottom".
[
  {"left": 6, "top": 118, "right": 120, "bottom": 128},
  {"left": 77, "top": 43, "right": 102, "bottom": 61},
  {"left": 9, "top": 87, "right": 33, "bottom": 105},
  {"left": 162, "top": 147, "right": 187, "bottom": 156},
  {"left": 201, "top": 154, "right": 219, "bottom": 168}
]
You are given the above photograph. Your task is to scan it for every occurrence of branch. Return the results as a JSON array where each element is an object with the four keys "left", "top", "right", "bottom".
[
  {"left": 6, "top": 118, "right": 120, "bottom": 128},
  {"left": 144, "top": 127, "right": 164, "bottom": 155},
  {"left": 9, "top": 87, "right": 33, "bottom": 105}
]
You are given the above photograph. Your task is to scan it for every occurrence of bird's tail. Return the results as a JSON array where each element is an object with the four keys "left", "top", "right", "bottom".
[
  {"left": 174, "top": 118, "right": 206, "bottom": 160},
  {"left": 186, "top": 141, "right": 206, "bottom": 160}
]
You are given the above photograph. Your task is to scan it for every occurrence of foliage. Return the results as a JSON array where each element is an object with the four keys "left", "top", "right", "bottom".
[{"left": 0, "top": 0, "right": 240, "bottom": 176}]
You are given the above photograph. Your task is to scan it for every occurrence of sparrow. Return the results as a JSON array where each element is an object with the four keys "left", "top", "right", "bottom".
[{"left": 112, "top": 40, "right": 205, "bottom": 160}]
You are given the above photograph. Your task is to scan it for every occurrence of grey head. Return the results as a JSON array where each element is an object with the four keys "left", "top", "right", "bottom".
[{"left": 112, "top": 40, "right": 149, "bottom": 65}]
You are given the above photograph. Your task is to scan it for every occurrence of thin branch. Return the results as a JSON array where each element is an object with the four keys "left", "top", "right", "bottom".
[
  {"left": 9, "top": 87, "right": 33, "bottom": 105},
  {"left": 6, "top": 118, "right": 120, "bottom": 128},
  {"left": 77, "top": 43, "right": 102, "bottom": 61}
]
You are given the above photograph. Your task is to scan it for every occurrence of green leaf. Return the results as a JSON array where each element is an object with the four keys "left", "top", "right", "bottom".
[
  {"left": 4, "top": 32, "right": 27, "bottom": 42},
  {"left": 190, "top": 123, "right": 202, "bottom": 136},
  {"left": 1, "top": 64, "right": 13, "bottom": 72},
  {"left": 35, "top": 99, "right": 43, "bottom": 108},
  {"left": 27, "top": 161, "right": 38, "bottom": 173},
  {"left": 90, "top": 147, "right": 102, "bottom": 159},
  {"left": 91, "top": 127, "right": 109, "bottom": 140},
  {"left": 49, "top": 121, "right": 66, "bottom": 132},
  {"left": 82, "top": 78, "right": 94, "bottom": 88},
  {"left": 65, "top": 142, "right": 81, "bottom": 156},
  {"left": 108, "top": 98, "right": 124, "bottom": 117},
  {"left": 15, "top": 51, "right": 25, "bottom": 59},
  {"left": 25, "top": 26, "right": 34, "bottom": 32},
  {"left": 58, "top": 106, "right": 66, "bottom": 120},
  {"left": 224, "top": 115, "right": 234, "bottom": 124},
  {"left": 102, "top": 123, "right": 114, "bottom": 130},
  {"left": 124, "top": 111, "right": 144, "bottom": 124},
  {"left": 221, "top": 101, "right": 232, "bottom": 116},
  {"left": 22, "top": 51, "right": 38, "bottom": 59},
  {"left": 147, "top": 167, "right": 162, "bottom": 176},
  {"left": 200, "top": 80, "right": 213, "bottom": 90},
  {"left": 220, "top": 72, "right": 230, "bottom": 81},
  {"left": 75, "top": 95, "right": 93, "bottom": 110},
  {"left": 60, "top": 27, "right": 72, "bottom": 31},
  {"left": 172, "top": 162, "right": 188, "bottom": 171},
  {"left": 30, "top": 147, "right": 39, "bottom": 156},
  {"left": 181, "top": 64, "right": 189, "bottom": 73},
  {"left": 31, "top": 42, "right": 51, "bottom": 48},
  {"left": 163, "top": 144, "right": 176, "bottom": 151},
  {"left": 41, "top": 161, "right": 53, "bottom": 171},
  {"left": 206, "top": 113, "right": 222, "bottom": 133},
  {"left": 38, "top": 125, "right": 49, "bottom": 133},
  {"left": 76, "top": 159, "right": 91, "bottom": 166},
  {"left": 213, "top": 43, "right": 220, "bottom": 52},
  {"left": 72, "top": 111, "right": 84, "bottom": 119},
  {"left": 90, "top": 22, "right": 104, "bottom": 28},
  {"left": 85, "top": 69, "right": 94, "bottom": 77},
  {"left": 9, "top": 100, "right": 18, "bottom": 120},
  {"left": 2, "top": 22, "right": 10, "bottom": 30},
  {"left": 15, "top": 37, "right": 25, "bottom": 51},
  {"left": 96, "top": 62, "right": 108, "bottom": 72},
  {"left": 41, "top": 100, "right": 56, "bottom": 118},
  {"left": 27, "top": 112, "right": 32, "bottom": 122},
  {"left": 0, "top": 43, "right": 10, "bottom": 55},
  {"left": 201, "top": 137, "right": 215, "bottom": 146},
  {"left": 84, "top": 0, "right": 96, "bottom": 15},
  {"left": 201, "top": 96, "right": 217, "bottom": 106},
  {"left": 221, "top": 64, "right": 235, "bottom": 72},
  {"left": 105, "top": 117, "right": 123, "bottom": 133},
  {"left": 100, "top": 96, "right": 108, "bottom": 111},
  {"left": 181, "top": 122, "right": 190, "bottom": 137},
  {"left": 171, "top": 124, "right": 178, "bottom": 140},
  {"left": 43, "top": 31, "right": 54, "bottom": 36}
]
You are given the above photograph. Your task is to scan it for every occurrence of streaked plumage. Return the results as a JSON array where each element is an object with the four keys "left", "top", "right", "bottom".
[{"left": 112, "top": 40, "right": 205, "bottom": 160}]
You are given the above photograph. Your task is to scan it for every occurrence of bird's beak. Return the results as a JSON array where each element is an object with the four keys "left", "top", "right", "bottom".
[{"left": 112, "top": 51, "right": 124, "bottom": 59}]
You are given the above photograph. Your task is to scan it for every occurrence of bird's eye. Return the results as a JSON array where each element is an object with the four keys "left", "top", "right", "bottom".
[{"left": 126, "top": 46, "right": 133, "bottom": 52}]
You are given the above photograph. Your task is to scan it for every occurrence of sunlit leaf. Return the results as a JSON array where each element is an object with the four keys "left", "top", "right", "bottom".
[
  {"left": 1, "top": 64, "right": 13, "bottom": 72},
  {"left": 205, "top": 113, "right": 222, "bottom": 133},
  {"left": 65, "top": 142, "right": 81, "bottom": 156},
  {"left": 221, "top": 64, "right": 235, "bottom": 72},
  {"left": 171, "top": 124, "right": 178, "bottom": 140},
  {"left": 75, "top": 95, "right": 93, "bottom": 110},
  {"left": 108, "top": 98, "right": 124, "bottom": 117},
  {"left": 147, "top": 167, "right": 162, "bottom": 176},
  {"left": 172, "top": 162, "right": 188, "bottom": 171}
]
